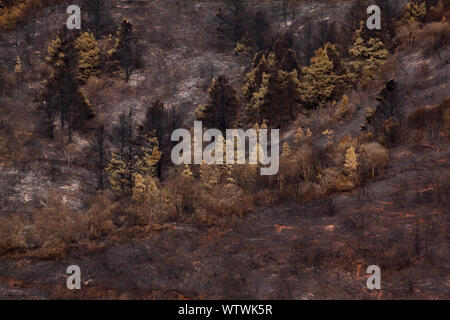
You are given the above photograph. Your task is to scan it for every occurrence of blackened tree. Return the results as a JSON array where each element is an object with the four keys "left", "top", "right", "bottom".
[
  {"left": 196, "top": 75, "right": 240, "bottom": 132},
  {"left": 216, "top": 0, "right": 249, "bottom": 43},
  {"left": 83, "top": 0, "right": 114, "bottom": 36},
  {"left": 363, "top": 79, "right": 403, "bottom": 146},
  {"left": 39, "top": 29, "right": 94, "bottom": 140},
  {"left": 109, "top": 20, "right": 142, "bottom": 82}
]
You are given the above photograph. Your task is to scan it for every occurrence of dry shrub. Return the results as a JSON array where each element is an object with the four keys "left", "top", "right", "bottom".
[
  {"left": 298, "top": 181, "right": 325, "bottom": 201},
  {"left": 321, "top": 167, "right": 354, "bottom": 192},
  {"left": 83, "top": 192, "right": 116, "bottom": 239},
  {"left": 232, "top": 164, "right": 259, "bottom": 194},
  {"left": 274, "top": 143, "right": 325, "bottom": 202},
  {"left": 407, "top": 98, "right": 449, "bottom": 145},
  {"left": 33, "top": 193, "right": 86, "bottom": 257},
  {"left": 396, "top": 20, "right": 449, "bottom": 56},
  {"left": 296, "top": 106, "right": 336, "bottom": 135},
  {"left": 334, "top": 135, "right": 353, "bottom": 166},
  {"left": 164, "top": 164, "right": 255, "bottom": 223},
  {"left": 359, "top": 142, "right": 389, "bottom": 178},
  {"left": 0, "top": 191, "right": 117, "bottom": 258},
  {"left": 295, "top": 145, "right": 316, "bottom": 182},
  {"left": 171, "top": 168, "right": 198, "bottom": 218},
  {"left": 196, "top": 183, "right": 253, "bottom": 223},
  {"left": 277, "top": 155, "right": 302, "bottom": 200},
  {"left": 395, "top": 21, "right": 421, "bottom": 50},
  {"left": 418, "top": 21, "right": 450, "bottom": 57},
  {"left": 0, "top": 215, "right": 27, "bottom": 255},
  {"left": 130, "top": 176, "right": 176, "bottom": 226}
]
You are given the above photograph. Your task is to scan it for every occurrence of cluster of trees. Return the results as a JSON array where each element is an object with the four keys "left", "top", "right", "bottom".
[
  {"left": 200, "top": 0, "right": 392, "bottom": 129},
  {"left": 38, "top": 18, "right": 142, "bottom": 140},
  {"left": 28, "top": 0, "right": 446, "bottom": 216},
  {"left": 106, "top": 108, "right": 162, "bottom": 199},
  {"left": 403, "top": 0, "right": 449, "bottom": 23},
  {"left": 38, "top": 29, "right": 95, "bottom": 140},
  {"left": 2, "top": 0, "right": 449, "bottom": 257}
]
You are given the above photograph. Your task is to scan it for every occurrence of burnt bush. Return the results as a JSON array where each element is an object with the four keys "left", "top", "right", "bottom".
[{"left": 407, "top": 98, "right": 449, "bottom": 146}]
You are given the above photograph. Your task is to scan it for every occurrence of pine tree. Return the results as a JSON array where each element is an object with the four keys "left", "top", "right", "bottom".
[
  {"left": 131, "top": 136, "right": 162, "bottom": 201},
  {"left": 340, "top": 94, "right": 349, "bottom": 118},
  {"left": 363, "top": 79, "right": 403, "bottom": 145},
  {"left": 273, "top": 37, "right": 300, "bottom": 72},
  {"left": 282, "top": 142, "right": 293, "bottom": 156},
  {"left": 14, "top": 56, "right": 22, "bottom": 96},
  {"left": 344, "top": 146, "right": 358, "bottom": 174},
  {"left": 75, "top": 32, "right": 101, "bottom": 83},
  {"left": 242, "top": 53, "right": 275, "bottom": 102},
  {"left": 108, "top": 20, "right": 141, "bottom": 82},
  {"left": 196, "top": 75, "right": 240, "bottom": 132},
  {"left": 294, "top": 126, "right": 304, "bottom": 145},
  {"left": 39, "top": 30, "right": 94, "bottom": 140},
  {"left": 107, "top": 134, "right": 162, "bottom": 199},
  {"left": 135, "top": 136, "right": 162, "bottom": 177},
  {"left": 241, "top": 43, "right": 305, "bottom": 127},
  {"left": 349, "top": 22, "right": 389, "bottom": 82},
  {"left": 322, "top": 128, "right": 335, "bottom": 145},
  {"left": 14, "top": 56, "right": 21, "bottom": 74},
  {"left": 248, "top": 68, "right": 302, "bottom": 127},
  {"left": 300, "top": 43, "right": 347, "bottom": 109},
  {"left": 216, "top": 0, "right": 248, "bottom": 43},
  {"left": 403, "top": 1, "right": 427, "bottom": 22},
  {"left": 200, "top": 160, "right": 234, "bottom": 190},
  {"left": 131, "top": 172, "right": 146, "bottom": 202},
  {"left": 106, "top": 151, "right": 130, "bottom": 198},
  {"left": 0, "top": 1, "right": 16, "bottom": 9},
  {"left": 107, "top": 108, "right": 162, "bottom": 198},
  {"left": 142, "top": 100, "right": 165, "bottom": 141}
]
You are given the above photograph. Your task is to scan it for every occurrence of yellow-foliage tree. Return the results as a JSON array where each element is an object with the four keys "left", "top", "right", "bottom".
[
  {"left": 344, "top": 146, "right": 358, "bottom": 175},
  {"left": 106, "top": 152, "right": 130, "bottom": 198},
  {"left": 300, "top": 43, "right": 348, "bottom": 109},
  {"left": 75, "top": 32, "right": 101, "bottom": 83},
  {"left": 349, "top": 23, "right": 388, "bottom": 82},
  {"left": 107, "top": 135, "right": 162, "bottom": 199},
  {"left": 403, "top": 1, "right": 427, "bottom": 23},
  {"left": 340, "top": 94, "right": 349, "bottom": 118},
  {"left": 14, "top": 56, "right": 21, "bottom": 95}
]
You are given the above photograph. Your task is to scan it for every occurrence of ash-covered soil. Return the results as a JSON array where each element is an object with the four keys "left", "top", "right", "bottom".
[{"left": 1, "top": 142, "right": 448, "bottom": 299}]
